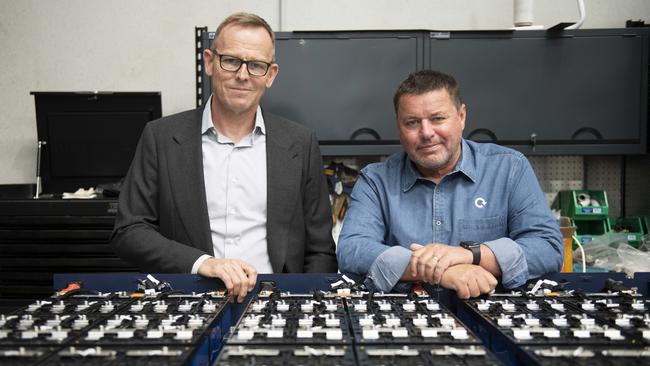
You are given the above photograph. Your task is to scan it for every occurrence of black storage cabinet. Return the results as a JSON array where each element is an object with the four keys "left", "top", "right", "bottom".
[{"left": 198, "top": 28, "right": 649, "bottom": 155}]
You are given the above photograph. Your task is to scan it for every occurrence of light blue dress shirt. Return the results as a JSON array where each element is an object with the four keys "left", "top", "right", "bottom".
[
  {"left": 191, "top": 96, "right": 272, "bottom": 274},
  {"left": 337, "top": 139, "right": 563, "bottom": 292}
]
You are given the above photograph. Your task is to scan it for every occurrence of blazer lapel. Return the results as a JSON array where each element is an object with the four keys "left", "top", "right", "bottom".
[
  {"left": 169, "top": 109, "right": 213, "bottom": 255},
  {"left": 265, "top": 114, "right": 301, "bottom": 272}
]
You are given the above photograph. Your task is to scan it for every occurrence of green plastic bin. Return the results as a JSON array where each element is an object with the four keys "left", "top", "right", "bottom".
[
  {"left": 574, "top": 219, "right": 610, "bottom": 248},
  {"left": 559, "top": 190, "right": 609, "bottom": 220},
  {"left": 609, "top": 216, "right": 644, "bottom": 247}
]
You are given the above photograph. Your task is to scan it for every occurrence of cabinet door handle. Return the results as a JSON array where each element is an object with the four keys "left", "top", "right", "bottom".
[
  {"left": 466, "top": 128, "right": 498, "bottom": 142},
  {"left": 531, "top": 133, "right": 537, "bottom": 153},
  {"left": 349, "top": 128, "right": 381, "bottom": 141},
  {"left": 571, "top": 127, "right": 603, "bottom": 140}
]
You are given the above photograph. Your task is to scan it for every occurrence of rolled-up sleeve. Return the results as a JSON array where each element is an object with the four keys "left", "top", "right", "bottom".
[
  {"left": 483, "top": 238, "right": 528, "bottom": 288},
  {"left": 365, "top": 246, "right": 412, "bottom": 292},
  {"left": 338, "top": 172, "right": 410, "bottom": 292},
  {"left": 497, "top": 157, "right": 564, "bottom": 287}
]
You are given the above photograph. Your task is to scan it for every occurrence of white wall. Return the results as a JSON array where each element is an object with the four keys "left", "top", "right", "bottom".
[{"left": 0, "top": 0, "right": 648, "bottom": 184}]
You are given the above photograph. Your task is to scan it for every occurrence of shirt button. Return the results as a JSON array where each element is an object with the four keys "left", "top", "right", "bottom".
[
  {"left": 229, "top": 208, "right": 236, "bottom": 215},
  {"left": 435, "top": 220, "right": 442, "bottom": 226}
]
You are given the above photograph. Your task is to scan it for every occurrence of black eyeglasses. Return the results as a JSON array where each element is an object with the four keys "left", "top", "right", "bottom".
[{"left": 211, "top": 50, "right": 273, "bottom": 76}]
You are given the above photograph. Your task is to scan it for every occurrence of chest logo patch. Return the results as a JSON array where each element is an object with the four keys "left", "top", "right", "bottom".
[{"left": 474, "top": 197, "right": 487, "bottom": 208}]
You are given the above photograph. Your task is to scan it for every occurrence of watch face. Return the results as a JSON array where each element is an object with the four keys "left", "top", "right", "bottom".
[{"left": 461, "top": 241, "right": 480, "bottom": 248}]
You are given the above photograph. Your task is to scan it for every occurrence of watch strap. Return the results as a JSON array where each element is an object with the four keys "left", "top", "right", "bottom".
[
  {"left": 461, "top": 241, "right": 481, "bottom": 265},
  {"left": 470, "top": 244, "right": 481, "bottom": 265}
]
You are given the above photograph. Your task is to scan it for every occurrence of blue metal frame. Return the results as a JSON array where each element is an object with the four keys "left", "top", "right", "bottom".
[
  {"left": 52, "top": 273, "right": 347, "bottom": 365},
  {"left": 52, "top": 272, "right": 649, "bottom": 366}
]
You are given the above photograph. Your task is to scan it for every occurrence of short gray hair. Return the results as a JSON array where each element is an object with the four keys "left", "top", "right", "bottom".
[{"left": 212, "top": 12, "right": 275, "bottom": 60}]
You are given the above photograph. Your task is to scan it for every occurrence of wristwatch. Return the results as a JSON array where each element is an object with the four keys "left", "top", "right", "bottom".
[{"left": 460, "top": 241, "right": 481, "bottom": 265}]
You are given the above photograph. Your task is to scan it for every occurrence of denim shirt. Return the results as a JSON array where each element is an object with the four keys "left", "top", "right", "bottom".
[{"left": 337, "top": 139, "right": 563, "bottom": 292}]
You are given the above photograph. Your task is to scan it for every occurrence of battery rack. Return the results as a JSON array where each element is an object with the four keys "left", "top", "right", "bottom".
[
  {"left": 216, "top": 283, "right": 502, "bottom": 366},
  {"left": 459, "top": 286, "right": 650, "bottom": 366},
  {"left": 3, "top": 273, "right": 650, "bottom": 365},
  {"left": 0, "top": 288, "right": 228, "bottom": 365}
]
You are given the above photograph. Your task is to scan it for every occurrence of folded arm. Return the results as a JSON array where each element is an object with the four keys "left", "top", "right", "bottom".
[{"left": 337, "top": 173, "right": 412, "bottom": 291}]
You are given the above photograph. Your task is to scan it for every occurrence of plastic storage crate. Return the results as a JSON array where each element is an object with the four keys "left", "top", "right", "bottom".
[
  {"left": 637, "top": 215, "right": 649, "bottom": 235},
  {"left": 558, "top": 190, "right": 609, "bottom": 220},
  {"left": 574, "top": 219, "right": 610, "bottom": 246},
  {"left": 609, "top": 216, "right": 644, "bottom": 247}
]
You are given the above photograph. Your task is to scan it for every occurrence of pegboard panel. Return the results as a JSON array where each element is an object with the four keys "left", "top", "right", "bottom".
[
  {"left": 527, "top": 156, "right": 583, "bottom": 206},
  {"left": 527, "top": 156, "right": 583, "bottom": 190},
  {"left": 584, "top": 156, "right": 623, "bottom": 218},
  {"left": 625, "top": 154, "right": 650, "bottom": 216}
]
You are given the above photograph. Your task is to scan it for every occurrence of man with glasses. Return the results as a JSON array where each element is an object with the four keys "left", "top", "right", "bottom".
[{"left": 112, "top": 12, "right": 337, "bottom": 302}]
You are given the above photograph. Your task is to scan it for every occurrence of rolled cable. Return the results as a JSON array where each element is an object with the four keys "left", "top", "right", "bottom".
[{"left": 577, "top": 193, "right": 591, "bottom": 207}]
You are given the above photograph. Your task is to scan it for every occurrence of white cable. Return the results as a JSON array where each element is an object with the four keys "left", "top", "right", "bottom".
[
  {"left": 527, "top": 279, "right": 544, "bottom": 294},
  {"left": 341, "top": 274, "right": 355, "bottom": 284},
  {"left": 565, "top": 0, "right": 586, "bottom": 30},
  {"left": 146, "top": 274, "right": 160, "bottom": 284},
  {"left": 572, "top": 235, "right": 586, "bottom": 273}
]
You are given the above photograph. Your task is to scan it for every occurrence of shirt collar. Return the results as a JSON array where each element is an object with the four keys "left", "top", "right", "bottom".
[
  {"left": 456, "top": 139, "right": 477, "bottom": 183},
  {"left": 401, "top": 154, "right": 420, "bottom": 192},
  {"left": 201, "top": 95, "right": 266, "bottom": 139},
  {"left": 401, "top": 139, "right": 477, "bottom": 192}
]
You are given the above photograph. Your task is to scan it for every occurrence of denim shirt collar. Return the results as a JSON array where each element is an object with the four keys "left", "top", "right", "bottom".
[{"left": 401, "top": 139, "right": 477, "bottom": 192}]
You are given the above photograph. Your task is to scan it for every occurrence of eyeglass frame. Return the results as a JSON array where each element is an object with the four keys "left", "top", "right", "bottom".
[{"left": 210, "top": 49, "right": 274, "bottom": 77}]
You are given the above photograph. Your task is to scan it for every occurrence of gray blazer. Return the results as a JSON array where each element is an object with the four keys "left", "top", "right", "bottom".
[{"left": 111, "top": 108, "right": 338, "bottom": 273}]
